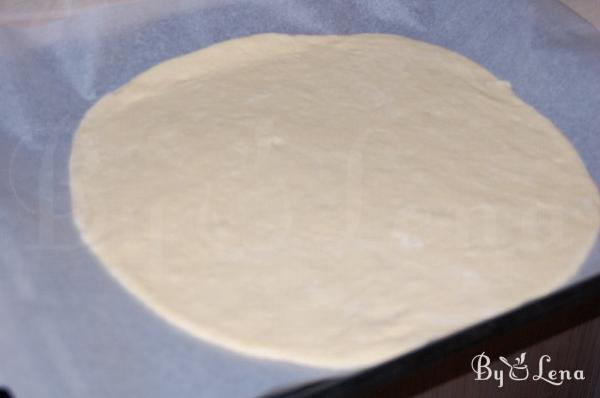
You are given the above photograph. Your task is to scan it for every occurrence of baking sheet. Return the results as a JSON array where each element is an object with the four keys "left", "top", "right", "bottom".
[{"left": 1, "top": 1, "right": 599, "bottom": 397}]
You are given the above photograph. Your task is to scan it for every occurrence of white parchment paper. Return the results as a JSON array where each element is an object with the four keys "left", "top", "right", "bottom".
[{"left": 0, "top": 1, "right": 599, "bottom": 397}]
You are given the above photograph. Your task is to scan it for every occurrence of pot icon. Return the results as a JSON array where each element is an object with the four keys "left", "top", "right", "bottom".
[{"left": 499, "top": 352, "right": 529, "bottom": 381}]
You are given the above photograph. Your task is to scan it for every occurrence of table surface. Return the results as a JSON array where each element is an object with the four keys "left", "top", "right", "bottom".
[
  {"left": 562, "top": 0, "right": 600, "bottom": 27},
  {"left": 1, "top": 0, "right": 599, "bottom": 29}
]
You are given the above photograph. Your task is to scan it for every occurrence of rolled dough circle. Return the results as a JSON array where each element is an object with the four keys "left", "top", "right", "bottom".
[{"left": 70, "top": 34, "right": 600, "bottom": 368}]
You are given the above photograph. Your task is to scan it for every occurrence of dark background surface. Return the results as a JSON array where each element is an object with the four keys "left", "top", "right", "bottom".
[
  {"left": 269, "top": 274, "right": 600, "bottom": 398},
  {"left": 370, "top": 283, "right": 600, "bottom": 397}
]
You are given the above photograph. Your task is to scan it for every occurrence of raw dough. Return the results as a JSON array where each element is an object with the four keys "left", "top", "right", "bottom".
[{"left": 70, "top": 34, "right": 600, "bottom": 368}]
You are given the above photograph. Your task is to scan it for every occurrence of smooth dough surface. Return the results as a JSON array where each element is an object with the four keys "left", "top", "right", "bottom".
[{"left": 70, "top": 33, "right": 600, "bottom": 368}]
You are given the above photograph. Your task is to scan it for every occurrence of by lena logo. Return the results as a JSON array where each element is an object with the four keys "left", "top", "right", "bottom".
[{"left": 471, "top": 352, "right": 585, "bottom": 388}]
